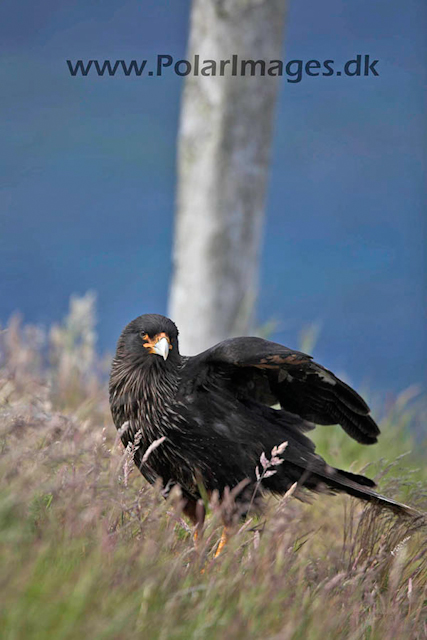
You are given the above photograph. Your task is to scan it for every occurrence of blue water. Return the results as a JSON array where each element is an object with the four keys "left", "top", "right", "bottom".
[{"left": 0, "top": 0, "right": 425, "bottom": 393}]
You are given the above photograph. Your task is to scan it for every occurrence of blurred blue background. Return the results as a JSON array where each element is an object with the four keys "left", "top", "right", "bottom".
[{"left": 1, "top": 0, "right": 425, "bottom": 392}]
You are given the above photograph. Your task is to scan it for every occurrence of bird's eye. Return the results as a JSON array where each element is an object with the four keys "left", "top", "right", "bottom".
[{"left": 140, "top": 332, "right": 148, "bottom": 341}]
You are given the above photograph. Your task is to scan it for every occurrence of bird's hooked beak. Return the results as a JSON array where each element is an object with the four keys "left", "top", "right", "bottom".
[
  {"left": 153, "top": 336, "right": 170, "bottom": 361},
  {"left": 142, "top": 332, "right": 172, "bottom": 360}
]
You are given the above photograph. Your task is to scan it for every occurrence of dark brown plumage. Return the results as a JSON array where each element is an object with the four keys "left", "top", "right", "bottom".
[{"left": 109, "top": 313, "right": 415, "bottom": 524}]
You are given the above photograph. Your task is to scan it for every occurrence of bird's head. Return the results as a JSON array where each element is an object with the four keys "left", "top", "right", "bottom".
[{"left": 114, "top": 314, "right": 180, "bottom": 367}]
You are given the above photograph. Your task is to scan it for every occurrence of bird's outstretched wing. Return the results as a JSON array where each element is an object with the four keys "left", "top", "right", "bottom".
[{"left": 188, "top": 337, "right": 380, "bottom": 445}]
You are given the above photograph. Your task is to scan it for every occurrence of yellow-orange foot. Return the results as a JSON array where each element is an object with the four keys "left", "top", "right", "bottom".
[{"left": 214, "top": 527, "right": 229, "bottom": 559}]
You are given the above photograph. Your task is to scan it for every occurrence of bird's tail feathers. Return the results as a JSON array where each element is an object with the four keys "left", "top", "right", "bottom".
[{"left": 314, "top": 466, "right": 422, "bottom": 518}]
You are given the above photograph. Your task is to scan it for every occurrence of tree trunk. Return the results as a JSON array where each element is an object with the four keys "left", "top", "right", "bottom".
[{"left": 169, "top": 0, "right": 286, "bottom": 354}]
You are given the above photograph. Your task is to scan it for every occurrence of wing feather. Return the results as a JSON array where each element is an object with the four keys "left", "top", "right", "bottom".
[{"left": 189, "top": 336, "right": 380, "bottom": 445}]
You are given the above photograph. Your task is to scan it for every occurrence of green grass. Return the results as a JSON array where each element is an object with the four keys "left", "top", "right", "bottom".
[{"left": 0, "top": 306, "right": 426, "bottom": 639}]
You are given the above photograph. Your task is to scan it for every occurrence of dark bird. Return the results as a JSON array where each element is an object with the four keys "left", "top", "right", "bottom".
[{"left": 109, "top": 314, "right": 415, "bottom": 546}]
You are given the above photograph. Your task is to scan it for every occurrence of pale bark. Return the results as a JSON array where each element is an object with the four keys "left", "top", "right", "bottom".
[{"left": 169, "top": 0, "right": 286, "bottom": 354}]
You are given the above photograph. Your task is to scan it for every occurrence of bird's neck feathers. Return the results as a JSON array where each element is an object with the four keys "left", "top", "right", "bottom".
[{"left": 110, "top": 351, "right": 181, "bottom": 418}]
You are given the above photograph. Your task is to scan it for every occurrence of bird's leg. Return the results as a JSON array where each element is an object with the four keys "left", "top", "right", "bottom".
[
  {"left": 214, "top": 527, "right": 229, "bottom": 558},
  {"left": 193, "top": 527, "right": 201, "bottom": 550},
  {"left": 183, "top": 499, "right": 205, "bottom": 551}
]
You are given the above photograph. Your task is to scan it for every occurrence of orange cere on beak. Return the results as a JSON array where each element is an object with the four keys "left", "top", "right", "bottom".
[{"left": 143, "top": 332, "right": 172, "bottom": 358}]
